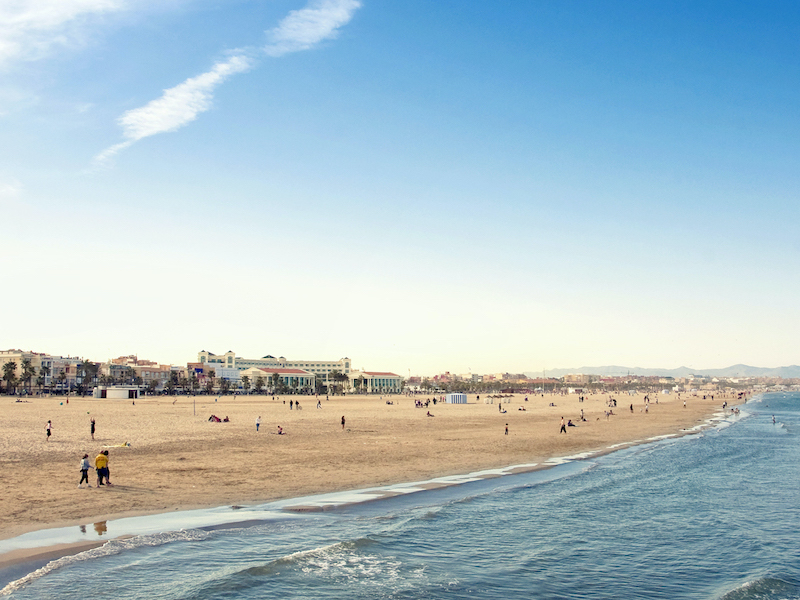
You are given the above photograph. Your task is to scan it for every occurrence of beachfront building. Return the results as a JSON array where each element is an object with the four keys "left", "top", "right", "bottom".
[
  {"left": 0, "top": 349, "right": 83, "bottom": 393},
  {"left": 240, "top": 367, "right": 315, "bottom": 393},
  {"left": 347, "top": 371, "right": 403, "bottom": 394},
  {"left": 198, "top": 351, "right": 350, "bottom": 391},
  {"left": 198, "top": 351, "right": 351, "bottom": 377},
  {"left": 106, "top": 355, "right": 174, "bottom": 390}
]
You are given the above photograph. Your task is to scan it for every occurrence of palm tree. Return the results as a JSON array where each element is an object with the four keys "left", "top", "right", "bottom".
[
  {"left": 177, "top": 372, "right": 188, "bottom": 394},
  {"left": 2, "top": 361, "right": 17, "bottom": 395},
  {"left": 21, "top": 359, "right": 36, "bottom": 394},
  {"left": 271, "top": 372, "right": 279, "bottom": 393},
  {"left": 57, "top": 370, "right": 67, "bottom": 393},
  {"left": 254, "top": 376, "right": 264, "bottom": 394},
  {"left": 189, "top": 371, "right": 199, "bottom": 394},
  {"left": 205, "top": 369, "right": 216, "bottom": 394},
  {"left": 241, "top": 375, "right": 251, "bottom": 395}
]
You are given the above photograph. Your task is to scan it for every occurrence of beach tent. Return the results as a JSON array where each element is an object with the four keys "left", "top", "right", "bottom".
[{"left": 446, "top": 393, "right": 467, "bottom": 404}]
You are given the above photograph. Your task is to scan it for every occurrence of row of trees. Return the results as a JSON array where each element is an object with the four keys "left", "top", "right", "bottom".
[{"left": 2, "top": 361, "right": 400, "bottom": 396}]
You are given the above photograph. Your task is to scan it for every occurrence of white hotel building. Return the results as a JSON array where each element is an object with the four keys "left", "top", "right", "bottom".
[{"left": 197, "top": 351, "right": 351, "bottom": 382}]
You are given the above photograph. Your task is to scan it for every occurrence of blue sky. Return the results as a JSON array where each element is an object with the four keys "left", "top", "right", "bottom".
[{"left": 2, "top": 0, "right": 799, "bottom": 375}]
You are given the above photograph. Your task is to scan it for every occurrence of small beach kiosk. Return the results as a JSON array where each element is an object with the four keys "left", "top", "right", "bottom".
[
  {"left": 93, "top": 385, "right": 140, "bottom": 399},
  {"left": 446, "top": 393, "right": 468, "bottom": 404}
]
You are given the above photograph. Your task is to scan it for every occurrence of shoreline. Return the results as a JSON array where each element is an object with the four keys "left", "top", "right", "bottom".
[{"left": 0, "top": 401, "right": 740, "bottom": 580}]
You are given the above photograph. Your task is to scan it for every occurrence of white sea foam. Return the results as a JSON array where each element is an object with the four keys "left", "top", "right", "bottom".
[{"left": 0, "top": 529, "right": 209, "bottom": 596}]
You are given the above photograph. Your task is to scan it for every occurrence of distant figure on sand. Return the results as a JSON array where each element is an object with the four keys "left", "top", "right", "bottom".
[
  {"left": 290, "top": 400, "right": 293, "bottom": 410},
  {"left": 79, "top": 454, "right": 90, "bottom": 488},
  {"left": 505, "top": 423, "right": 508, "bottom": 435},
  {"left": 90, "top": 418, "right": 96, "bottom": 440},
  {"left": 255, "top": 416, "right": 261, "bottom": 432},
  {"left": 560, "top": 417, "right": 566, "bottom": 434},
  {"left": 341, "top": 416, "right": 346, "bottom": 429},
  {"left": 277, "top": 426, "right": 284, "bottom": 435},
  {"left": 45, "top": 420, "right": 52, "bottom": 441},
  {"left": 426, "top": 411, "right": 434, "bottom": 417}
]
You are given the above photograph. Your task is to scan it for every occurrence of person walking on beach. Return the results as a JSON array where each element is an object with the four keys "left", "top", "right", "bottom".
[
  {"left": 289, "top": 399, "right": 293, "bottom": 410},
  {"left": 79, "top": 454, "right": 90, "bottom": 488},
  {"left": 505, "top": 423, "right": 508, "bottom": 436},
  {"left": 45, "top": 420, "right": 52, "bottom": 441},
  {"left": 95, "top": 451, "right": 108, "bottom": 487},
  {"left": 560, "top": 417, "right": 566, "bottom": 434},
  {"left": 90, "top": 418, "right": 96, "bottom": 441},
  {"left": 317, "top": 399, "right": 321, "bottom": 409},
  {"left": 341, "top": 415, "right": 346, "bottom": 430},
  {"left": 255, "top": 416, "right": 261, "bottom": 432}
]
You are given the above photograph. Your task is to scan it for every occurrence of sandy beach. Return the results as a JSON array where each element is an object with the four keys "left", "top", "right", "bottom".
[{"left": 0, "top": 391, "right": 726, "bottom": 545}]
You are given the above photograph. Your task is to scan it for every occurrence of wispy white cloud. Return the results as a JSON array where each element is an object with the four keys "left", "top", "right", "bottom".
[
  {"left": 94, "top": 53, "right": 253, "bottom": 164},
  {"left": 264, "top": 0, "right": 361, "bottom": 57},
  {"left": 0, "top": 0, "right": 125, "bottom": 68},
  {"left": 95, "top": 0, "right": 361, "bottom": 165}
]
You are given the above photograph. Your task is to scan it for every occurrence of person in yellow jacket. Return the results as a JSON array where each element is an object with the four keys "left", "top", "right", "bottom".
[{"left": 95, "top": 451, "right": 109, "bottom": 487}]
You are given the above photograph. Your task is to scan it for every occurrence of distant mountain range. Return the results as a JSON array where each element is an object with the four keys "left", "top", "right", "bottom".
[{"left": 524, "top": 364, "right": 800, "bottom": 379}]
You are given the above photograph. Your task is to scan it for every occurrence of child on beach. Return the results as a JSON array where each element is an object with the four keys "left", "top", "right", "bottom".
[
  {"left": 79, "top": 454, "right": 90, "bottom": 488},
  {"left": 45, "top": 420, "right": 52, "bottom": 441}
]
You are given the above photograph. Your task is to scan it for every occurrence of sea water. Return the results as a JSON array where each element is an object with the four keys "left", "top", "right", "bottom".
[{"left": 2, "top": 393, "right": 798, "bottom": 599}]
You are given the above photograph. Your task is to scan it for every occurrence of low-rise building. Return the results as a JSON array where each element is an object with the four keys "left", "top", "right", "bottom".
[
  {"left": 348, "top": 371, "right": 403, "bottom": 394},
  {"left": 241, "top": 367, "right": 315, "bottom": 392}
]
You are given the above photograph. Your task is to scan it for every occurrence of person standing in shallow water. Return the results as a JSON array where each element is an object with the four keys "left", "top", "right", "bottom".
[{"left": 560, "top": 417, "right": 566, "bottom": 434}]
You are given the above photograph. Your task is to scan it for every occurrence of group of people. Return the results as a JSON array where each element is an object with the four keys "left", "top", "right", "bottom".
[
  {"left": 78, "top": 450, "right": 111, "bottom": 488},
  {"left": 255, "top": 417, "right": 285, "bottom": 435}
]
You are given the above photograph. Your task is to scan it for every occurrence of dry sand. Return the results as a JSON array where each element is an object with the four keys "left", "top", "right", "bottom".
[{"left": 0, "top": 391, "right": 726, "bottom": 543}]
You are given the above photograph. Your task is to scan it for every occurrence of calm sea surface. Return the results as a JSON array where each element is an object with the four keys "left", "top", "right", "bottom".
[{"left": 3, "top": 392, "right": 798, "bottom": 599}]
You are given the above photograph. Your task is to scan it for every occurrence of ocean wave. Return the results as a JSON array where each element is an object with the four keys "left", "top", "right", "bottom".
[
  {"left": 179, "top": 537, "right": 405, "bottom": 598},
  {"left": 718, "top": 576, "right": 800, "bottom": 600},
  {"left": 0, "top": 529, "right": 210, "bottom": 597}
]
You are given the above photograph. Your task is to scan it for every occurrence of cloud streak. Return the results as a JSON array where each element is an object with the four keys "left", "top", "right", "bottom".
[
  {"left": 94, "top": 53, "right": 253, "bottom": 164},
  {"left": 95, "top": 0, "right": 360, "bottom": 165},
  {"left": 0, "top": 0, "right": 124, "bottom": 68},
  {"left": 264, "top": 0, "right": 361, "bottom": 57}
]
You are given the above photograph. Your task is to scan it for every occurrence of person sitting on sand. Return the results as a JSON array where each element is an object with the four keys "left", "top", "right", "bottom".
[
  {"left": 426, "top": 411, "right": 434, "bottom": 417},
  {"left": 518, "top": 407, "right": 526, "bottom": 411},
  {"left": 567, "top": 419, "right": 576, "bottom": 427},
  {"left": 223, "top": 416, "right": 229, "bottom": 422},
  {"left": 277, "top": 426, "right": 284, "bottom": 435}
]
